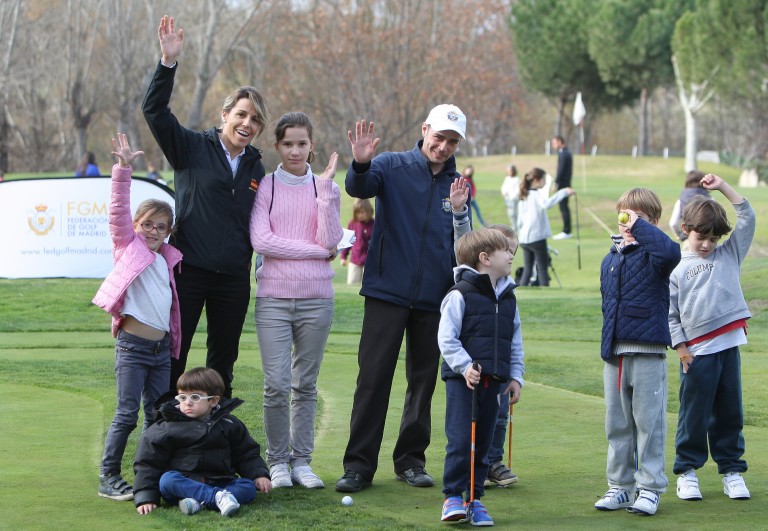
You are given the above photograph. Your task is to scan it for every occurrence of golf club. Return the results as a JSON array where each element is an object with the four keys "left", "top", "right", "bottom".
[
  {"left": 507, "top": 402, "right": 514, "bottom": 471},
  {"left": 465, "top": 361, "right": 480, "bottom": 523},
  {"left": 575, "top": 192, "right": 582, "bottom": 269}
]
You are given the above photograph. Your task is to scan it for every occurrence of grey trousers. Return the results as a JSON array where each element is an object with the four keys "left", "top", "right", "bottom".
[
  {"left": 255, "top": 297, "right": 334, "bottom": 468},
  {"left": 603, "top": 355, "right": 669, "bottom": 493}
]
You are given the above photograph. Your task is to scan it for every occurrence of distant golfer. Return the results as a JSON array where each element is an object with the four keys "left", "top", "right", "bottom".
[
  {"left": 551, "top": 135, "right": 573, "bottom": 240},
  {"left": 336, "top": 104, "right": 470, "bottom": 493},
  {"left": 437, "top": 228, "right": 523, "bottom": 525}
]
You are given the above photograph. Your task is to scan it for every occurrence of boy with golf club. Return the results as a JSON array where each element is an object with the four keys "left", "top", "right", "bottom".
[{"left": 438, "top": 228, "right": 524, "bottom": 526}]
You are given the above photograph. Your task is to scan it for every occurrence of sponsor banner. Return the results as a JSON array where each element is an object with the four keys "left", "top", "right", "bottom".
[{"left": 0, "top": 177, "right": 175, "bottom": 278}]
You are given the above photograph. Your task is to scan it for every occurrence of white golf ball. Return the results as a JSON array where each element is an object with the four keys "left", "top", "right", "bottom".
[{"left": 342, "top": 495, "right": 353, "bottom": 506}]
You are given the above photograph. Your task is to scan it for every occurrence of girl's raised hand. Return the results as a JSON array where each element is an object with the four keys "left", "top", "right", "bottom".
[
  {"left": 347, "top": 120, "right": 380, "bottom": 164},
  {"left": 111, "top": 133, "right": 144, "bottom": 168},
  {"left": 158, "top": 15, "right": 184, "bottom": 64},
  {"left": 318, "top": 152, "right": 338, "bottom": 180}
]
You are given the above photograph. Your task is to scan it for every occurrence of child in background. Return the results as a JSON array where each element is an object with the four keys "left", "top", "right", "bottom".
[
  {"left": 133, "top": 368, "right": 271, "bottom": 516},
  {"left": 438, "top": 228, "right": 522, "bottom": 526},
  {"left": 463, "top": 164, "right": 486, "bottom": 226},
  {"left": 340, "top": 198, "right": 374, "bottom": 285},
  {"left": 250, "top": 111, "right": 343, "bottom": 489},
  {"left": 516, "top": 168, "right": 574, "bottom": 286},
  {"left": 596, "top": 188, "right": 680, "bottom": 516},
  {"left": 92, "top": 133, "right": 183, "bottom": 501},
  {"left": 668, "top": 170, "right": 709, "bottom": 246},
  {"left": 669, "top": 174, "right": 755, "bottom": 502},
  {"left": 75, "top": 151, "right": 101, "bottom": 176},
  {"left": 500, "top": 165, "right": 520, "bottom": 232},
  {"left": 483, "top": 224, "right": 524, "bottom": 489}
]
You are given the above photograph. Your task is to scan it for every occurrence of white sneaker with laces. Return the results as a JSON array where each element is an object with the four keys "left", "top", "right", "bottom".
[
  {"left": 291, "top": 464, "right": 325, "bottom": 488},
  {"left": 723, "top": 472, "right": 750, "bottom": 499},
  {"left": 628, "top": 489, "right": 660, "bottom": 515},
  {"left": 270, "top": 463, "right": 293, "bottom": 488},
  {"left": 594, "top": 487, "right": 632, "bottom": 510},
  {"left": 553, "top": 232, "right": 572, "bottom": 240},
  {"left": 677, "top": 470, "right": 702, "bottom": 500},
  {"left": 214, "top": 490, "right": 240, "bottom": 517}
]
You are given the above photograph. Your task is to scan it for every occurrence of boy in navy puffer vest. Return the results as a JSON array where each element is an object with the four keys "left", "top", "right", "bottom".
[
  {"left": 596, "top": 188, "right": 680, "bottom": 517},
  {"left": 438, "top": 228, "right": 523, "bottom": 526}
]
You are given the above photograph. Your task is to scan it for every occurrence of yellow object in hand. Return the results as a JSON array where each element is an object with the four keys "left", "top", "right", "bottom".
[{"left": 618, "top": 212, "right": 630, "bottom": 224}]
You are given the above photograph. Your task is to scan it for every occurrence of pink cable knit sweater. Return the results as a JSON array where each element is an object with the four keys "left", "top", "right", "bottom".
[{"left": 249, "top": 166, "right": 343, "bottom": 299}]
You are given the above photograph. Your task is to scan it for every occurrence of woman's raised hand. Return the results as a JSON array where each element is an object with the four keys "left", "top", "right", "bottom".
[{"left": 158, "top": 15, "right": 184, "bottom": 65}]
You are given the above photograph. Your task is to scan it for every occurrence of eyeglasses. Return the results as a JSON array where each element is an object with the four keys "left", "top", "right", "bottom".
[
  {"left": 175, "top": 393, "right": 215, "bottom": 403},
  {"left": 140, "top": 221, "right": 170, "bottom": 234}
]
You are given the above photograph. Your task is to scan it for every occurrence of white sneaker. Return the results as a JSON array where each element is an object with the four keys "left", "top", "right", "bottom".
[
  {"left": 594, "top": 487, "right": 632, "bottom": 510},
  {"left": 270, "top": 463, "right": 293, "bottom": 488},
  {"left": 723, "top": 472, "right": 750, "bottom": 499},
  {"left": 553, "top": 232, "right": 572, "bottom": 240},
  {"left": 677, "top": 470, "right": 702, "bottom": 500},
  {"left": 178, "top": 497, "right": 201, "bottom": 515},
  {"left": 291, "top": 464, "right": 325, "bottom": 489},
  {"left": 628, "top": 489, "right": 660, "bottom": 515},
  {"left": 214, "top": 490, "right": 240, "bottom": 517}
]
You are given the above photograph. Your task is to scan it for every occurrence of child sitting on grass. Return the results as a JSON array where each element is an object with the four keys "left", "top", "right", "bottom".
[
  {"left": 438, "top": 228, "right": 522, "bottom": 526},
  {"left": 133, "top": 367, "right": 271, "bottom": 517},
  {"left": 670, "top": 174, "right": 755, "bottom": 502}
]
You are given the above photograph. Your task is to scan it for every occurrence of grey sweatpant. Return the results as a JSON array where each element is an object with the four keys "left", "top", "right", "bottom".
[{"left": 603, "top": 355, "right": 669, "bottom": 493}]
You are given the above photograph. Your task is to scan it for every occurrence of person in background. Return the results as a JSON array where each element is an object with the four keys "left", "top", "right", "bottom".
[
  {"left": 668, "top": 170, "right": 709, "bottom": 249},
  {"left": 145, "top": 162, "right": 165, "bottom": 184},
  {"left": 133, "top": 367, "right": 271, "bottom": 517},
  {"left": 340, "top": 198, "right": 375, "bottom": 285},
  {"left": 595, "top": 188, "right": 680, "bottom": 516},
  {"left": 143, "top": 15, "right": 269, "bottom": 398},
  {"left": 670, "top": 174, "right": 755, "bottom": 502},
  {"left": 92, "top": 133, "right": 182, "bottom": 502},
  {"left": 336, "top": 104, "right": 470, "bottom": 493},
  {"left": 250, "top": 111, "right": 343, "bottom": 490},
  {"left": 500, "top": 164, "right": 520, "bottom": 232},
  {"left": 516, "top": 168, "right": 573, "bottom": 287},
  {"left": 463, "top": 164, "right": 486, "bottom": 226},
  {"left": 551, "top": 135, "right": 572, "bottom": 240},
  {"left": 75, "top": 151, "right": 100, "bottom": 176}
]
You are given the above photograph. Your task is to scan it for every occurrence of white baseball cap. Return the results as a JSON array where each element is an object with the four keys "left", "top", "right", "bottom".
[{"left": 424, "top": 104, "right": 466, "bottom": 139}]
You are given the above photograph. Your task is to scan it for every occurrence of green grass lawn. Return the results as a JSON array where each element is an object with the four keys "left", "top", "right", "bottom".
[{"left": 1, "top": 154, "right": 766, "bottom": 529}]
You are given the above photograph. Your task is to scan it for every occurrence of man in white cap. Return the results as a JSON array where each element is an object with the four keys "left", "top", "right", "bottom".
[{"left": 337, "top": 105, "right": 470, "bottom": 492}]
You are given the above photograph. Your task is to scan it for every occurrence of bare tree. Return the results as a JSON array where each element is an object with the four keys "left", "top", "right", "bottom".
[{"left": 0, "top": 0, "right": 22, "bottom": 173}]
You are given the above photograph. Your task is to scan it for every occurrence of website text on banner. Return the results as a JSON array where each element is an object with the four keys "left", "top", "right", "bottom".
[{"left": 0, "top": 177, "right": 174, "bottom": 279}]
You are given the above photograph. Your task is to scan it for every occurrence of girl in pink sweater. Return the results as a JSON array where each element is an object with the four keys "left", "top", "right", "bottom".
[{"left": 249, "top": 112, "right": 343, "bottom": 489}]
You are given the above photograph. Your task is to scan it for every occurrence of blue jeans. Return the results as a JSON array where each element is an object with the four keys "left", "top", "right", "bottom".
[
  {"left": 100, "top": 330, "right": 170, "bottom": 476},
  {"left": 159, "top": 470, "right": 256, "bottom": 507},
  {"left": 488, "top": 391, "right": 510, "bottom": 464},
  {"left": 442, "top": 377, "right": 501, "bottom": 499}
]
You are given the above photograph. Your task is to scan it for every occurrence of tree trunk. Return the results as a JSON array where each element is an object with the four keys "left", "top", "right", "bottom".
[
  {"left": 638, "top": 87, "right": 649, "bottom": 157},
  {"left": 683, "top": 104, "right": 697, "bottom": 172}
]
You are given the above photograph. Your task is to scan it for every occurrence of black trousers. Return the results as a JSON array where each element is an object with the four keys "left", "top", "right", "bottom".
[
  {"left": 559, "top": 194, "right": 571, "bottom": 234},
  {"left": 342, "top": 297, "right": 441, "bottom": 480},
  {"left": 171, "top": 264, "right": 251, "bottom": 398}
]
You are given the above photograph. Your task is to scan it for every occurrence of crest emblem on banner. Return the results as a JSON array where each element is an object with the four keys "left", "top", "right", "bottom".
[{"left": 28, "top": 204, "right": 55, "bottom": 235}]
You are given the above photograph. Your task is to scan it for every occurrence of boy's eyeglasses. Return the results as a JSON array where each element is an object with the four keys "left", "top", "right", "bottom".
[
  {"left": 140, "top": 221, "right": 170, "bottom": 234},
  {"left": 175, "top": 393, "right": 215, "bottom": 403}
]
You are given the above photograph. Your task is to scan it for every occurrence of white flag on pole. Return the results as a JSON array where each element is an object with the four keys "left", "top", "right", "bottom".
[{"left": 573, "top": 92, "right": 586, "bottom": 125}]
